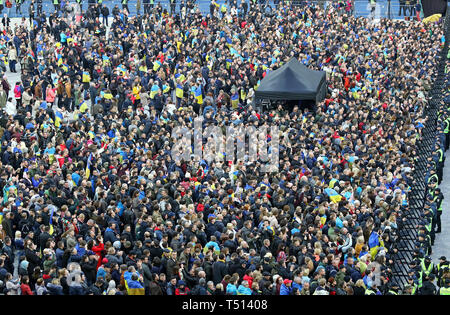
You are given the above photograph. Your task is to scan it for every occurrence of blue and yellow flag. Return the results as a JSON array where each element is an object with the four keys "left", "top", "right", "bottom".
[
  {"left": 80, "top": 101, "right": 88, "bottom": 113},
  {"left": 324, "top": 188, "right": 342, "bottom": 203},
  {"left": 153, "top": 60, "right": 162, "bottom": 71},
  {"left": 85, "top": 153, "right": 93, "bottom": 179},
  {"left": 176, "top": 83, "right": 184, "bottom": 99},
  {"left": 55, "top": 110, "right": 63, "bottom": 128},
  {"left": 231, "top": 93, "right": 239, "bottom": 108},
  {"left": 186, "top": 56, "right": 192, "bottom": 67},
  {"left": 102, "top": 55, "right": 110, "bottom": 66},
  {"left": 162, "top": 85, "right": 170, "bottom": 94},
  {"left": 82, "top": 71, "right": 90, "bottom": 83},
  {"left": 226, "top": 59, "right": 232, "bottom": 69},
  {"left": 195, "top": 86, "right": 203, "bottom": 105},
  {"left": 150, "top": 84, "right": 160, "bottom": 99},
  {"left": 329, "top": 178, "right": 338, "bottom": 188}
]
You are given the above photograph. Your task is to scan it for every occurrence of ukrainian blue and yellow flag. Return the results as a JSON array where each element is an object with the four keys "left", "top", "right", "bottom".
[
  {"left": 176, "top": 83, "right": 184, "bottom": 99},
  {"left": 186, "top": 56, "right": 192, "bottom": 67},
  {"left": 324, "top": 188, "right": 342, "bottom": 203},
  {"left": 82, "top": 71, "right": 91, "bottom": 83},
  {"left": 102, "top": 55, "right": 110, "bottom": 66},
  {"left": 162, "top": 85, "right": 170, "bottom": 94},
  {"left": 79, "top": 101, "right": 88, "bottom": 113},
  {"left": 231, "top": 93, "right": 239, "bottom": 108},
  {"left": 55, "top": 110, "right": 63, "bottom": 128},
  {"left": 195, "top": 85, "right": 203, "bottom": 105},
  {"left": 85, "top": 153, "right": 93, "bottom": 179},
  {"left": 153, "top": 60, "right": 162, "bottom": 71},
  {"left": 226, "top": 59, "right": 232, "bottom": 69},
  {"left": 329, "top": 178, "right": 338, "bottom": 188},
  {"left": 150, "top": 84, "right": 160, "bottom": 99}
]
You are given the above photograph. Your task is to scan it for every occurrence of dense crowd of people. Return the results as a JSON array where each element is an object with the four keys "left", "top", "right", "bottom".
[{"left": 0, "top": 1, "right": 449, "bottom": 295}]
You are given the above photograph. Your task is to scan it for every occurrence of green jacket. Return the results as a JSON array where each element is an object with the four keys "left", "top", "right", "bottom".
[{"left": 0, "top": 91, "right": 7, "bottom": 109}]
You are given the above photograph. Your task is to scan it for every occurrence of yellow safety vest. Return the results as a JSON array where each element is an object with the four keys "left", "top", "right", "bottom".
[{"left": 440, "top": 287, "right": 450, "bottom": 295}]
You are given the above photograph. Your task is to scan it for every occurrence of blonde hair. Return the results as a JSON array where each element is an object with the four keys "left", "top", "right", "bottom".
[
  {"left": 355, "top": 279, "right": 366, "bottom": 288},
  {"left": 15, "top": 230, "right": 21, "bottom": 239}
]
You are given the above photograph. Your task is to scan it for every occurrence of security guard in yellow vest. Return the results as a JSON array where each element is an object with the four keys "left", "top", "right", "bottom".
[
  {"left": 427, "top": 169, "right": 438, "bottom": 185},
  {"left": 439, "top": 279, "right": 450, "bottom": 295},
  {"left": 437, "top": 256, "right": 449, "bottom": 286},
  {"left": 421, "top": 256, "right": 435, "bottom": 278},
  {"left": 385, "top": 282, "right": 400, "bottom": 295},
  {"left": 405, "top": 277, "right": 418, "bottom": 295},
  {"left": 444, "top": 116, "right": 450, "bottom": 150},
  {"left": 417, "top": 231, "right": 431, "bottom": 257},
  {"left": 435, "top": 144, "right": 444, "bottom": 184},
  {"left": 365, "top": 282, "right": 378, "bottom": 295},
  {"left": 433, "top": 188, "right": 444, "bottom": 233}
]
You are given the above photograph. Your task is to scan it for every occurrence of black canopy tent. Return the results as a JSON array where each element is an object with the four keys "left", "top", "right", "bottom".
[{"left": 254, "top": 58, "right": 327, "bottom": 112}]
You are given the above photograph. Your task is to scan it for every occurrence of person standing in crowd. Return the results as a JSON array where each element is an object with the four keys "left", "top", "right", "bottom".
[{"left": 101, "top": 4, "right": 109, "bottom": 26}]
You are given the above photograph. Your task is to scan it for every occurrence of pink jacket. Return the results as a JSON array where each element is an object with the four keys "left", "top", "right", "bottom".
[
  {"left": 46, "top": 88, "right": 56, "bottom": 103},
  {"left": 14, "top": 85, "right": 22, "bottom": 99}
]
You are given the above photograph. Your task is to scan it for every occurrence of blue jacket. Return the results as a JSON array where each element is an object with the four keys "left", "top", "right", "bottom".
[
  {"left": 237, "top": 285, "right": 252, "bottom": 295},
  {"left": 104, "top": 227, "right": 118, "bottom": 244},
  {"left": 226, "top": 283, "right": 237, "bottom": 295},
  {"left": 280, "top": 284, "right": 293, "bottom": 295},
  {"left": 292, "top": 282, "right": 302, "bottom": 292}
]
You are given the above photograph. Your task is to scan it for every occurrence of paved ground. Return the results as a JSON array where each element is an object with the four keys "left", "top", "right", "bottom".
[
  {"left": 431, "top": 149, "right": 450, "bottom": 261},
  {"left": 1, "top": 0, "right": 408, "bottom": 19}
]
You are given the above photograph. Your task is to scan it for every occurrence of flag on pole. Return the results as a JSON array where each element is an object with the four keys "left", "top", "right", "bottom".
[{"left": 85, "top": 153, "right": 93, "bottom": 179}]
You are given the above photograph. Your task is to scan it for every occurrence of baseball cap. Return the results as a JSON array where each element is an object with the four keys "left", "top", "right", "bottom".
[{"left": 283, "top": 279, "right": 292, "bottom": 285}]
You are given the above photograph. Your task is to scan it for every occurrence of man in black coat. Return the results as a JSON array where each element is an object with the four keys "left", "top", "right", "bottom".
[
  {"left": 39, "top": 225, "right": 52, "bottom": 252},
  {"left": 419, "top": 274, "right": 437, "bottom": 295},
  {"left": 101, "top": 4, "right": 109, "bottom": 26},
  {"left": 212, "top": 254, "right": 228, "bottom": 284},
  {"left": 25, "top": 242, "right": 41, "bottom": 276}
]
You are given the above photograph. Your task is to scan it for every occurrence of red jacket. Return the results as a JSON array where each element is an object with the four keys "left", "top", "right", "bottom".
[
  {"left": 175, "top": 287, "right": 190, "bottom": 295},
  {"left": 20, "top": 284, "right": 33, "bottom": 295},
  {"left": 92, "top": 242, "right": 105, "bottom": 270},
  {"left": 243, "top": 275, "right": 253, "bottom": 289}
]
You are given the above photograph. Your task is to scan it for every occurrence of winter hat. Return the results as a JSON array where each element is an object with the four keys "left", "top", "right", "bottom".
[
  {"left": 107, "top": 280, "right": 116, "bottom": 292},
  {"left": 113, "top": 241, "right": 121, "bottom": 249},
  {"left": 20, "top": 260, "right": 29, "bottom": 270}
]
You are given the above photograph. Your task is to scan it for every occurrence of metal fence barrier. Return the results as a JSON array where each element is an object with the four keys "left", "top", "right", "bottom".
[{"left": 389, "top": 5, "right": 450, "bottom": 288}]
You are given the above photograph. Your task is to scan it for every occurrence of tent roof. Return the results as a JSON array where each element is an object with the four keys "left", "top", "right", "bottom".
[{"left": 255, "top": 58, "right": 326, "bottom": 100}]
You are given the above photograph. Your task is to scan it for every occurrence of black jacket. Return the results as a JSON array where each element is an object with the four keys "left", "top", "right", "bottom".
[
  {"left": 212, "top": 260, "right": 228, "bottom": 284},
  {"left": 25, "top": 248, "right": 41, "bottom": 275},
  {"left": 419, "top": 281, "right": 436, "bottom": 295},
  {"left": 101, "top": 6, "right": 109, "bottom": 16}
]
